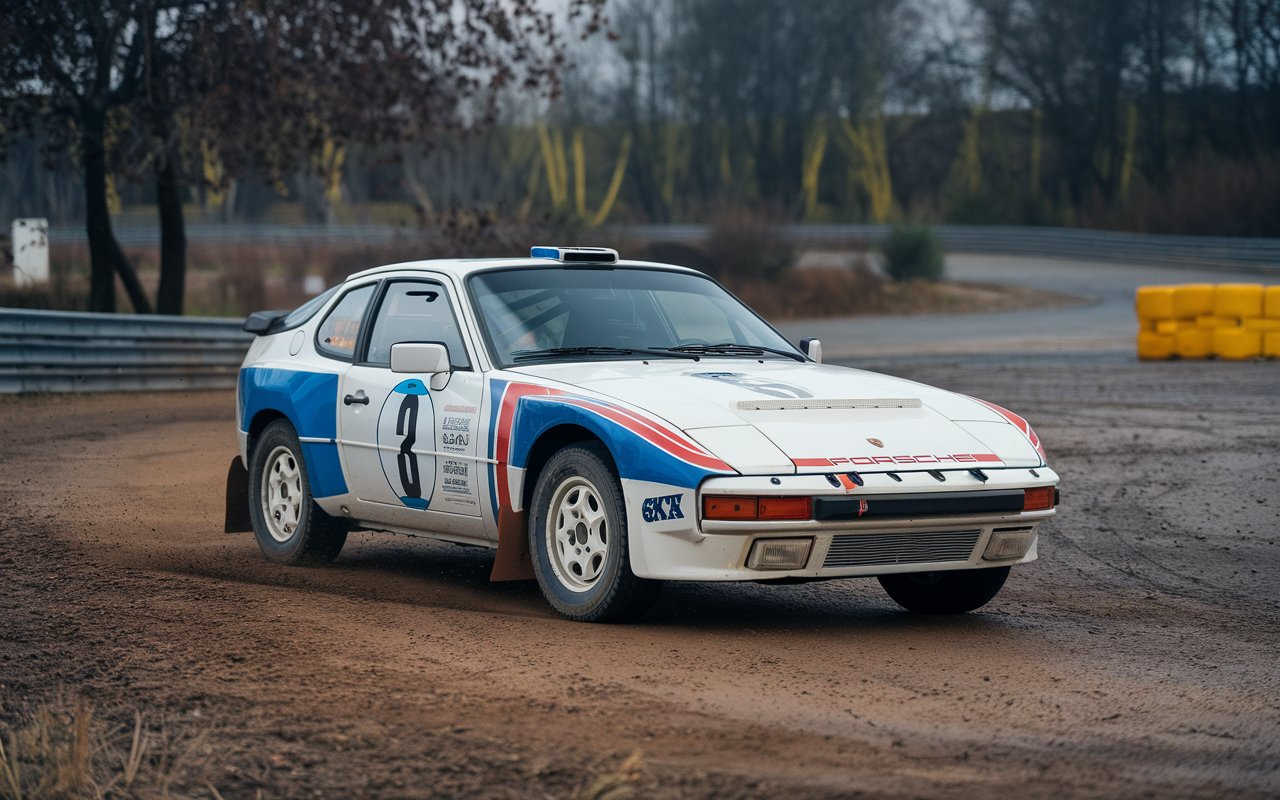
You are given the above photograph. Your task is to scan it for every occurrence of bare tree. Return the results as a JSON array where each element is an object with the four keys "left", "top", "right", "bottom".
[{"left": 1, "top": 0, "right": 605, "bottom": 314}]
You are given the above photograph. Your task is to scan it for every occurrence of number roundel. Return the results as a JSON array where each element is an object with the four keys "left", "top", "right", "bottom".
[{"left": 376, "top": 379, "right": 435, "bottom": 509}]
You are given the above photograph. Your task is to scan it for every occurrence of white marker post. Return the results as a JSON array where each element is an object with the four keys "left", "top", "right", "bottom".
[{"left": 12, "top": 218, "right": 50, "bottom": 287}]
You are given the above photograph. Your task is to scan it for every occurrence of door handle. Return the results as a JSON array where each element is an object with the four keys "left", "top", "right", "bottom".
[{"left": 343, "top": 391, "right": 369, "bottom": 406}]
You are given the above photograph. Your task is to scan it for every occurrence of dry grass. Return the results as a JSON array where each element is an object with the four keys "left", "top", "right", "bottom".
[
  {"left": 727, "top": 265, "right": 886, "bottom": 318},
  {"left": 0, "top": 696, "right": 216, "bottom": 800},
  {"left": 570, "top": 751, "right": 644, "bottom": 800},
  {"left": 880, "top": 279, "right": 1084, "bottom": 316},
  {"left": 1087, "top": 153, "right": 1280, "bottom": 237},
  {"left": 7, "top": 210, "right": 585, "bottom": 316},
  {"left": 4, "top": 235, "right": 1075, "bottom": 321}
]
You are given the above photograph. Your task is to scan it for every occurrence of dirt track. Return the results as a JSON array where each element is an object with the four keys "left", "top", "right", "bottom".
[{"left": 1, "top": 352, "right": 1278, "bottom": 798}]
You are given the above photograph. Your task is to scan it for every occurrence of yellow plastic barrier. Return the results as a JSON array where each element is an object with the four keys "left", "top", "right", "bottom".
[
  {"left": 1135, "top": 286, "right": 1176, "bottom": 320},
  {"left": 1195, "top": 315, "right": 1236, "bottom": 330},
  {"left": 1213, "top": 327, "right": 1261, "bottom": 360},
  {"left": 1266, "top": 286, "right": 1280, "bottom": 319},
  {"left": 1213, "top": 284, "right": 1265, "bottom": 319},
  {"left": 1137, "top": 283, "right": 1277, "bottom": 360},
  {"left": 1265, "top": 332, "right": 1280, "bottom": 358},
  {"left": 1137, "top": 332, "right": 1176, "bottom": 360},
  {"left": 1172, "top": 284, "right": 1216, "bottom": 318},
  {"left": 1174, "top": 328, "right": 1214, "bottom": 359}
]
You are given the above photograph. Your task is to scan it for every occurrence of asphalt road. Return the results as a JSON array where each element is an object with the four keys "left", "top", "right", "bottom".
[{"left": 778, "top": 255, "right": 1273, "bottom": 359}]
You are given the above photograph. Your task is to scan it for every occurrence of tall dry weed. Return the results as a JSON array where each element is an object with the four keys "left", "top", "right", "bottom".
[{"left": 0, "top": 696, "right": 216, "bottom": 800}]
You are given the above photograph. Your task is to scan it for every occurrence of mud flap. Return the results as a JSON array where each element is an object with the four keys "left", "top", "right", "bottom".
[
  {"left": 489, "top": 508, "right": 534, "bottom": 581},
  {"left": 224, "top": 456, "right": 252, "bottom": 533}
]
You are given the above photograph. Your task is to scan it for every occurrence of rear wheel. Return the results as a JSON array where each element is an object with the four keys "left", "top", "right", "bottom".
[
  {"left": 878, "top": 566, "right": 1010, "bottom": 614},
  {"left": 248, "top": 420, "right": 347, "bottom": 565},
  {"left": 529, "top": 443, "right": 660, "bottom": 622}
]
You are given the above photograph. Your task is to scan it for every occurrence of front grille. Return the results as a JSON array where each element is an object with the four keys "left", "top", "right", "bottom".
[{"left": 823, "top": 530, "right": 982, "bottom": 569}]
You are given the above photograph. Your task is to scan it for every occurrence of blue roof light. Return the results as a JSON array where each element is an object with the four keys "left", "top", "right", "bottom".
[{"left": 529, "top": 246, "right": 619, "bottom": 264}]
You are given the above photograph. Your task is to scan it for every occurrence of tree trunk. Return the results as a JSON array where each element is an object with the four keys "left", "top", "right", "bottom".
[
  {"left": 82, "top": 107, "right": 153, "bottom": 314},
  {"left": 82, "top": 107, "right": 117, "bottom": 313},
  {"left": 155, "top": 144, "right": 186, "bottom": 315},
  {"left": 112, "top": 233, "right": 152, "bottom": 314}
]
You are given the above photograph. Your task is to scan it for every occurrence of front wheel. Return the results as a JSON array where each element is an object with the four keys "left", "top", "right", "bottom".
[
  {"left": 528, "top": 444, "right": 660, "bottom": 622},
  {"left": 878, "top": 566, "right": 1010, "bottom": 614},
  {"left": 248, "top": 420, "right": 347, "bottom": 565}
]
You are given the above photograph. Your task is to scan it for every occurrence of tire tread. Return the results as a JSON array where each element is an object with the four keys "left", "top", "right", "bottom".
[
  {"left": 249, "top": 420, "right": 347, "bottom": 566},
  {"left": 529, "top": 443, "right": 660, "bottom": 623},
  {"left": 878, "top": 566, "right": 1010, "bottom": 614}
]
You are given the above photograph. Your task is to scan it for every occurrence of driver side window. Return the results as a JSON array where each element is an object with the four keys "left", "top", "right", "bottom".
[{"left": 366, "top": 280, "right": 472, "bottom": 370}]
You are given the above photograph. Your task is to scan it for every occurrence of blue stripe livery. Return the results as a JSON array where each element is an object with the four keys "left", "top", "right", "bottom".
[
  {"left": 510, "top": 396, "right": 717, "bottom": 489},
  {"left": 485, "top": 378, "right": 507, "bottom": 520},
  {"left": 239, "top": 367, "right": 348, "bottom": 498},
  {"left": 392, "top": 378, "right": 428, "bottom": 395}
]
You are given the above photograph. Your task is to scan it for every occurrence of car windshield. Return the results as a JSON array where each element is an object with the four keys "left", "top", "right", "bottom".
[{"left": 469, "top": 266, "right": 803, "bottom": 368}]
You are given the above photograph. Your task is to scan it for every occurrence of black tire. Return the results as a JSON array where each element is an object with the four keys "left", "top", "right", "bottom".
[
  {"left": 878, "top": 566, "right": 1010, "bottom": 614},
  {"left": 528, "top": 443, "right": 660, "bottom": 622},
  {"left": 248, "top": 419, "right": 347, "bottom": 565}
]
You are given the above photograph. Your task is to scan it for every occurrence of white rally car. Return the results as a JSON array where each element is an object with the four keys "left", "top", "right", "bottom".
[{"left": 226, "top": 246, "right": 1058, "bottom": 622}]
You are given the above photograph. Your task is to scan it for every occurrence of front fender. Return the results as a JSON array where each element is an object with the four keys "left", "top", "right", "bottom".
[
  {"left": 508, "top": 394, "right": 735, "bottom": 509},
  {"left": 485, "top": 379, "right": 737, "bottom": 581}
]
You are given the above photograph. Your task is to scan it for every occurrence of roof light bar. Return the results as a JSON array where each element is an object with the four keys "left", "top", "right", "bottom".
[{"left": 530, "top": 246, "right": 619, "bottom": 264}]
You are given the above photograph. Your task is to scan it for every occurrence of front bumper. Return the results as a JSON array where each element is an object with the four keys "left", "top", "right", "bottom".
[{"left": 625, "top": 466, "right": 1057, "bottom": 581}]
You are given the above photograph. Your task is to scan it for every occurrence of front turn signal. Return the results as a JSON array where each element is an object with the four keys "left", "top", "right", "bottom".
[
  {"left": 1023, "top": 486, "right": 1056, "bottom": 511},
  {"left": 703, "top": 495, "right": 811, "bottom": 521}
]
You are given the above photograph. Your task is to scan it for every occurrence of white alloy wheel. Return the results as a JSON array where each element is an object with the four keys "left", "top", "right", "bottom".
[
  {"left": 248, "top": 419, "right": 346, "bottom": 565},
  {"left": 546, "top": 475, "right": 610, "bottom": 592},
  {"left": 528, "top": 443, "right": 660, "bottom": 622},
  {"left": 262, "top": 445, "right": 303, "bottom": 543}
]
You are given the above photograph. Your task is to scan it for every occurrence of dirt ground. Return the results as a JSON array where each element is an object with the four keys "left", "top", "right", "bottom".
[{"left": 1, "top": 352, "right": 1277, "bottom": 798}]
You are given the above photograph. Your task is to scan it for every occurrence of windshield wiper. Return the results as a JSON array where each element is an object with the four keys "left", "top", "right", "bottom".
[
  {"left": 511, "top": 346, "right": 700, "bottom": 362},
  {"left": 653, "top": 343, "right": 806, "bottom": 362}
]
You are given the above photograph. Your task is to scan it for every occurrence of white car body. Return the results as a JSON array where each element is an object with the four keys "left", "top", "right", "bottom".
[{"left": 233, "top": 249, "right": 1058, "bottom": 597}]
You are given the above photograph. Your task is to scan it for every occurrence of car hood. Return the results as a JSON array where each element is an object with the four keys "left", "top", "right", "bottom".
[{"left": 508, "top": 360, "right": 1043, "bottom": 474}]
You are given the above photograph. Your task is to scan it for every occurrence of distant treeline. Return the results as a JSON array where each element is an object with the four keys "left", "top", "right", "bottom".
[{"left": 4, "top": 0, "right": 1278, "bottom": 237}]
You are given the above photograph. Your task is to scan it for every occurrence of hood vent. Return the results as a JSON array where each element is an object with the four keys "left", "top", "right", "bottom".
[{"left": 736, "top": 398, "right": 922, "bottom": 411}]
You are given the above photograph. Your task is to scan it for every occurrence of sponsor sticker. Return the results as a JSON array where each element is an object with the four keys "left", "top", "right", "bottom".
[{"left": 641, "top": 493, "right": 686, "bottom": 523}]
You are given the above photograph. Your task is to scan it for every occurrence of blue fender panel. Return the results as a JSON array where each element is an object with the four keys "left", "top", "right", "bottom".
[
  {"left": 239, "top": 367, "right": 348, "bottom": 498},
  {"left": 511, "top": 397, "right": 716, "bottom": 489}
]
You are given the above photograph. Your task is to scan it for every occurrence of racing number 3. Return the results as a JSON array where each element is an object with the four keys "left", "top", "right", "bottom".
[{"left": 396, "top": 393, "right": 422, "bottom": 499}]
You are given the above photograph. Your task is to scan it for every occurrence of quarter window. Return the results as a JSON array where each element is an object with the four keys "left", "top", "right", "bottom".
[{"left": 316, "top": 284, "right": 375, "bottom": 359}]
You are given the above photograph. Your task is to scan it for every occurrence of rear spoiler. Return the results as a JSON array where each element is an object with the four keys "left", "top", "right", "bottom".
[{"left": 243, "top": 309, "right": 289, "bottom": 335}]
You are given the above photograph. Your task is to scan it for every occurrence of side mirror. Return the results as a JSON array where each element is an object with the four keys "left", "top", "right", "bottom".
[
  {"left": 800, "top": 337, "right": 822, "bottom": 364},
  {"left": 391, "top": 342, "right": 451, "bottom": 374}
]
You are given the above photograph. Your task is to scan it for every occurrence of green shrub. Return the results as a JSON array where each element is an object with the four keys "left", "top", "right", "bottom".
[{"left": 880, "top": 225, "right": 944, "bottom": 282}]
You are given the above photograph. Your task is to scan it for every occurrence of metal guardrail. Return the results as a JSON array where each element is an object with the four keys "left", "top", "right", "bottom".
[
  {"left": 9, "top": 223, "right": 1279, "bottom": 394},
  {"left": 0, "top": 308, "right": 250, "bottom": 393},
  {"left": 45, "top": 223, "right": 1280, "bottom": 273},
  {"left": 618, "top": 224, "right": 1280, "bottom": 273}
]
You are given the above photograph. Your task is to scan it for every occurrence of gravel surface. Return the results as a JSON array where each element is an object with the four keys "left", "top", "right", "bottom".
[{"left": 0, "top": 351, "right": 1277, "bottom": 798}]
